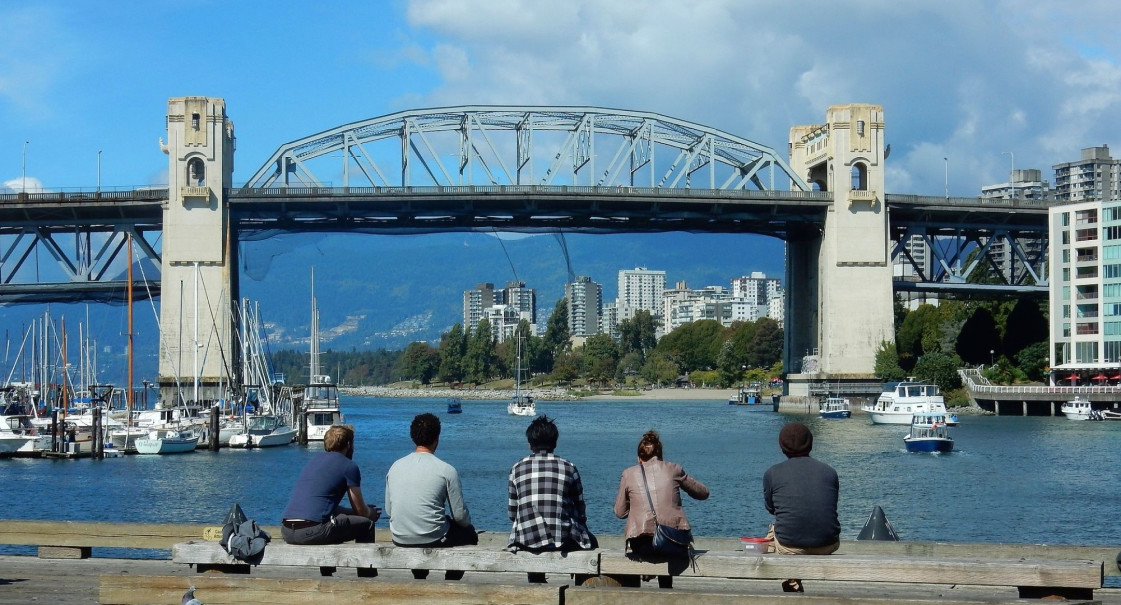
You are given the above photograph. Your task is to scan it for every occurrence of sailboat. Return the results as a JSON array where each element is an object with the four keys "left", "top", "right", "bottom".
[
  {"left": 228, "top": 299, "right": 296, "bottom": 448},
  {"left": 507, "top": 332, "right": 536, "bottom": 417},
  {"left": 302, "top": 268, "right": 343, "bottom": 441}
]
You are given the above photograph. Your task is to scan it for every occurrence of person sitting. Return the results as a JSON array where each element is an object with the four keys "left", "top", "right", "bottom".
[
  {"left": 614, "top": 430, "right": 709, "bottom": 588},
  {"left": 385, "top": 413, "right": 477, "bottom": 579},
  {"left": 763, "top": 421, "right": 840, "bottom": 592},
  {"left": 280, "top": 425, "right": 380, "bottom": 545},
  {"left": 508, "top": 415, "right": 597, "bottom": 583}
]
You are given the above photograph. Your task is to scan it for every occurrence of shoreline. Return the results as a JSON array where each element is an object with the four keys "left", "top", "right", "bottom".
[{"left": 340, "top": 385, "right": 737, "bottom": 401}]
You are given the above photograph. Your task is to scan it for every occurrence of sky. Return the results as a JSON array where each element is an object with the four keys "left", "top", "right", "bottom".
[{"left": 3, "top": 0, "right": 1121, "bottom": 197}]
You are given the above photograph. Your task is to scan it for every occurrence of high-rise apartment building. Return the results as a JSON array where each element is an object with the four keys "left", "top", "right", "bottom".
[
  {"left": 565, "top": 276, "right": 602, "bottom": 338},
  {"left": 1053, "top": 145, "right": 1121, "bottom": 203},
  {"left": 1049, "top": 199, "right": 1121, "bottom": 375},
  {"left": 616, "top": 267, "right": 666, "bottom": 322},
  {"left": 463, "top": 281, "right": 537, "bottom": 338}
]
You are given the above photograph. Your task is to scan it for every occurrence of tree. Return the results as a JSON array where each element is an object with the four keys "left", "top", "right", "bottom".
[
  {"left": 619, "top": 310, "right": 659, "bottom": 362},
  {"left": 1014, "top": 341, "right": 1049, "bottom": 382},
  {"left": 912, "top": 352, "right": 962, "bottom": 393},
  {"left": 896, "top": 304, "right": 942, "bottom": 369},
  {"left": 874, "top": 340, "right": 906, "bottom": 382},
  {"left": 582, "top": 333, "right": 620, "bottom": 386},
  {"left": 541, "top": 299, "right": 570, "bottom": 372},
  {"left": 395, "top": 341, "right": 439, "bottom": 384},
  {"left": 655, "top": 319, "right": 724, "bottom": 372},
  {"left": 640, "top": 350, "right": 679, "bottom": 386},
  {"left": 1002, "top": 299, "right": 1048, "bottom": 361},
  {"left": 744, "top": 318, "right": 783, "bottom": 369},
  {"left": 464, "top": 319, "right": 495, "bottom": 383},
  {"left": 437, "top": 323, "right": 467, "bottom": 384},
  {"left": 954, "top": 307, "right": 1000, "bottom": 366}
]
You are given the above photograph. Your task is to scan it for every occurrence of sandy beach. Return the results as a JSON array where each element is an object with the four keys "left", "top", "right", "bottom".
[{"left": 341, "top": 385, "right": 740, "bottom": 402}]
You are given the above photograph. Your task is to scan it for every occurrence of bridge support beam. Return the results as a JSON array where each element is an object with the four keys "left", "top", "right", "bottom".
[
  {"left": 157, "top": 97, "right": 237, "bottom": 405},
  {"left": 784, "top": 104, "right": 894, "bottom": 392}
]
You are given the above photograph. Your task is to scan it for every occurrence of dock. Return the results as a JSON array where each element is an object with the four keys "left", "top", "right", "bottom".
[{"left": 2, "top": 520, "right": 1120, "bottom": 604}]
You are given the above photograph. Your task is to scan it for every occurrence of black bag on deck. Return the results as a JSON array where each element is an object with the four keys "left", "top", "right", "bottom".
[
  {"left": 639, "top": 464, "right": 693, "bottom": 558},
  {"left": 218, "top": 503, "right": 271, "bottom": 563}
]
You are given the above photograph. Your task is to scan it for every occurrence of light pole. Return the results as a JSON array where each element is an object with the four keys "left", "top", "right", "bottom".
[
  {"left": 990, "top": 349, "right": 995, "bottom": 366},
  {"left": 1002, "top": 151, "right": 1014, "bottom": 199},
  {"left": 943, "top": 157, "right": 948, "bottom": 199},
  {"left": 21, "top": 140, "right": 28, "bottom": 192},
  {"left": 97, "top": 149, "right": 102, "bottom": 192}
]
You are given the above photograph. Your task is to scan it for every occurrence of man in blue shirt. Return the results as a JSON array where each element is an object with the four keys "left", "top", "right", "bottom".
[{"left": 281, "top": 425, "right": 380, "bottom": 545}]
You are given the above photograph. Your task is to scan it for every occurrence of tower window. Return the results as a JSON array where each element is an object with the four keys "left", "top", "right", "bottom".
[
  {"left": 191, "top": 113, "right": 200, "bottom": 130},
  {"left": 188, "top": 158, "right": 206, "bottom": 186},
  {"left": 857, "top": 120, "right": 866, "bottom": 136},
  {"left": 851, "top": 162, "right": 868, "bottom": 191}
]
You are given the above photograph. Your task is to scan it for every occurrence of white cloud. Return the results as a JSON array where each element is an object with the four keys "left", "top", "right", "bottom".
[
  {"left": 397, "top": 0, "right": 1121, "bottom": 196},
  {"left": 1, "top": 177, "right": 45, "bottom": 193}
]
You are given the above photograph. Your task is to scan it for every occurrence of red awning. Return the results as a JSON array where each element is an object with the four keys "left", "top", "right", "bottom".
[
  {"left": 1093, "top": 374, "right": 1109, "bottom": 381},
  {"left": 1111, "top": 374, "right": 1121, "bottom": 381}
]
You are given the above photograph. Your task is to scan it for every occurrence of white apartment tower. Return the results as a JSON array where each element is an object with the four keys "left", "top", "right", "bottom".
[
  {"left": 617, "top": 267, "right": 666, "bottom": 321},
  {"left": 565, "top": 276, "right": 602, "bottom": 338},
  {"left": 1053, "top": 146, "right": 1121, "bottom": 203}
]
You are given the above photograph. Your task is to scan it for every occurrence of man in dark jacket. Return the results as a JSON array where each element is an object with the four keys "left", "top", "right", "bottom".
[{"left": 763, "top": 421, "right": 840, "bottom": 592}]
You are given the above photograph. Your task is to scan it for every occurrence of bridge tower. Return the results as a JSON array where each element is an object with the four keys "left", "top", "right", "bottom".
[
  {"left": 158, "top": 97, "right": 237, "bottom": 405},
  {"left": 785, "top": 104, "right": 894, "bottom": 393}
]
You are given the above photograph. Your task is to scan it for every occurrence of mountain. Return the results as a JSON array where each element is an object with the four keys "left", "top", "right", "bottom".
[{"left": 0, "top": 231, "right": 785, "bottom": 384}]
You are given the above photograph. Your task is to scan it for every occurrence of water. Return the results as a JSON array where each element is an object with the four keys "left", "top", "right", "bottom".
[{"left": 3, "top": 396, "right": 1120, "bottom": 548}]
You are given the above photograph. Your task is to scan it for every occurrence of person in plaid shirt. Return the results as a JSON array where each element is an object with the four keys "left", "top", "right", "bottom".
[{"left": 507, "top": 415, "right": 598, "bottom": 576}]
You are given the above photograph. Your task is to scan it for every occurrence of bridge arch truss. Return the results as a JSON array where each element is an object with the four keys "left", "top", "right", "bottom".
[{"left": 246, "top": 106, "right": 810, "bottom": 192}]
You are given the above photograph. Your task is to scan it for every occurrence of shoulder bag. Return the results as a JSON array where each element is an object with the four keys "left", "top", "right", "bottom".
[{"left": 639, "top": 463, "right": 692, "bottom": 558}]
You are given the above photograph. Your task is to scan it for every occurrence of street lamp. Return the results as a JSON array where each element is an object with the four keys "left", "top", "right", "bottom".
[
  {"left": 97, "top": 150, "right": 102, "bottom": 192},
  {"left": 943, "top": 157, "right": 948, "bottom": 199},
  {"left": 1002, "top": 151, "right": 1014, "bottom": 199},
  {"left": 21, "top": 140, "right": 28, "bottom": 192},
  {"left": 990, "top": 349, "right": 995, "bottom": 366}
]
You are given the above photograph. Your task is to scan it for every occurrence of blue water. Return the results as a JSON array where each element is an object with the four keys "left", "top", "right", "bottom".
[{"left": 3, "top": 396, "right": 1120, "bottom": 547}]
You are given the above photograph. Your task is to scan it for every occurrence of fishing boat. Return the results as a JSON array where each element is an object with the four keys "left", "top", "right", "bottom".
[
  {"left": 228, "top": 413, "right": 297, "bottom": 448},
  {"left": 507, "top": 333, "right": 536, "bottom": 417},
  {"left": 1060, "top": 396, "right": 1096, "bottom": 421},
  {"left": 447, "top": 397, "right": 463, "bottom": 414},
  {"left": 903, "top": 412, "right": 954, "bottom": 453},
  {"left": 819, "top": 397, "right": 852, "bottom": 419},
  {"left": 0, "top": 385, "right": 51, "bottom": 454},
  {"left": 134, "top": 427, "right": 199, "bottom": 455},
  {"left": 862, "top": 381, "right": 948, "bottom": 425},
  {"left": 733, "top": 386, "right": 772, "bottom": 410}
]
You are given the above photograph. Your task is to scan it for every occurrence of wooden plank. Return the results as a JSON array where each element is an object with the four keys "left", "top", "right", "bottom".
[
  {"left": 0, "top": 520, "right": 257, "bottom": 549},
  {"left": 597, "top": 551, "right": 1103, "bottom": 589},
  {"left": 99, "top": 574, "right": 560, "bottom": 605},
  {"left": 37, "top": 545, "right": 91, "bottom": 559},
  {"left": 173, "top": 540, "right": 600, "bottom": 574},
  {"left": 565, "top": 586, "right": 1102, "bottom": 605}
]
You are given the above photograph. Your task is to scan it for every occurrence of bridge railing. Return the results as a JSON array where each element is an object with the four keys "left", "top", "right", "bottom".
[
  {"left": 886, "top": 193, "right": 1055, "bottom": 209},
  {"left": 226, "top": 185, "right": 834, "bottom": 201},
  {"left": 0, "top": 188, "right": 169, "bottom": 203}
]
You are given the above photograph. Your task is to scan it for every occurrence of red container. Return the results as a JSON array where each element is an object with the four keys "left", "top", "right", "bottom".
[{"left": 741, "top": 536, "right": 769, "bottom": 554}]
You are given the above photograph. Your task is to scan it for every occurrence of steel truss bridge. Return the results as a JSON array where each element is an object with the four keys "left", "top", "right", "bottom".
[{"left": 0, "top": 106, "right": 1049, "bottom": 303}]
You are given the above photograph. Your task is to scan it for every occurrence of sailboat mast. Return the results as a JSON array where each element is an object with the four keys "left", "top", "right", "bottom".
[
  {"left": 193, "top": 261, "right": 200, "bottom": 404},
  {"left": 310, "top": 267, "right": 318, "bottom": 381},
  {"left": 127, "top": 234, "right": 134, "bottom": 416}
]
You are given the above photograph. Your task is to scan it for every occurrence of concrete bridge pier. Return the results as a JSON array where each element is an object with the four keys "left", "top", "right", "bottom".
[
  {"left": 783, "top": 104, "right": 895, "bottom": 395},
  {"left": 157, "top": 97, "right": 238, "bottom": 406}
]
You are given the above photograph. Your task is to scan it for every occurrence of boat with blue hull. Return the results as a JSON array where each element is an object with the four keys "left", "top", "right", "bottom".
[
  {"left": 447, "top": 398, "right": 462, "bottom": 414},
  {"left": 819, "top": 397, "right": 851, "bottom": 419},
  {"left": 903, "top": 412, "right": 954, "bottom": 453}
]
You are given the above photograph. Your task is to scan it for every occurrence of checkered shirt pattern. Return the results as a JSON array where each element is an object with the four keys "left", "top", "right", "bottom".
[{"left": 506, "top": 451, "right": 594, "bottom": 551}]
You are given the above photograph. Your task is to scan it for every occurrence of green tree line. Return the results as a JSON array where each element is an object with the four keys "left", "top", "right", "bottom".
[{"left": 268, "top": 298, "right": 785, "bottom": 389}]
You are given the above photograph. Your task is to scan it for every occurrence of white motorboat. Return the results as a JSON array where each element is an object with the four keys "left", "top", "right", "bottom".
[
  {"left": 1060, "top": 396, "right": 1097, "bottom": 421},
  {"left": 134, "top": 428, "right": 199, "bottom": 455},
  {"left": 903, "top": 412, "right": 955, "bottom": 453},
  {"left": 303, "top": 270, "right": 344, "bottom": 441},
  {"left": 228, "top": 414, "right": 296, "bottom": 448},
  {"left": 862, "top": 381, "right": 948, "bottom": 425}
]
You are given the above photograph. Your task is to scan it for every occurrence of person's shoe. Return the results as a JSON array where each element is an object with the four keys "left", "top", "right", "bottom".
[
  {"left": 781, "top": 579, "right": 803, "bottom": 592},
  {"left": 411, "top": 569, "right": 429, "bottom": 580}
]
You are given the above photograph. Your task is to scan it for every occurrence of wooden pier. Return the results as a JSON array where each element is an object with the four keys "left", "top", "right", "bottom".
[{"left": 1, "top": 520, "right": 1119, "bottom": 604}]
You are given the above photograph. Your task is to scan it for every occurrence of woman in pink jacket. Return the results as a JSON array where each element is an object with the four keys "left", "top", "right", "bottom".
[{"left": 614, "top": 430, "right": 709, "bottom": 587}]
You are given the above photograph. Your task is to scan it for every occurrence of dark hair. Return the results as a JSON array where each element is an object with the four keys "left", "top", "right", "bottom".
[
  {"left": 323, "top": 424, "right": 354, "bottom": 454},
  {"left": 410, "top": 413, "right": 441, "bottom": 447},
  {"left": 526, "top": 415, "right": 558, "bottom": 452},
  {"left": 637, "top": 430, "right": 662, "bottom": 461}
]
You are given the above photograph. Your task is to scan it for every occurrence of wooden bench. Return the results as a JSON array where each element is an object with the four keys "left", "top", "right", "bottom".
[
  {"left": 172, "top": 539, "right": 600, "bottom": 579},
  {"left": 597, "top": 550, "right": 1104, "bottom": 600}
]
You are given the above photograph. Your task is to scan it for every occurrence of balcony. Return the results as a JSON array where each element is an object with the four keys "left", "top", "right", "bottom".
[
  {"left": 848, "top": 189, "right": 877, "bottom": 208},
  {"left": 181, "top": 186, "right": 210, "bottom": 200}
]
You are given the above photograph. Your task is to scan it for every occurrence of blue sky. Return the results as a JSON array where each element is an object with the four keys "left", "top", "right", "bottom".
[{"left": 3, "top": 0, "right": 1121, "bottom": 197}]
